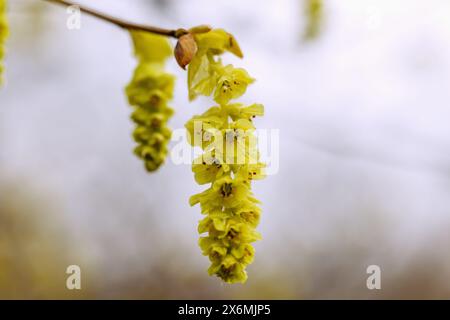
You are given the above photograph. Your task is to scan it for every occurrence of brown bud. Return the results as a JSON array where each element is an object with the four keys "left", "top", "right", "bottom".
[{"left": 175, "top": 33, "right": 198, "bottom": 70}]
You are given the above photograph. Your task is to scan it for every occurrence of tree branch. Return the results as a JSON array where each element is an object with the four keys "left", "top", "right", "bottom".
[{"left": 43, "top": 0, "right": 185, "bottom": 38}]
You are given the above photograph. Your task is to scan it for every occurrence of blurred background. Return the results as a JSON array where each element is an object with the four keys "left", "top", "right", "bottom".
[{"left": 1, "top": 0, "right": 450, "bottom": 299}]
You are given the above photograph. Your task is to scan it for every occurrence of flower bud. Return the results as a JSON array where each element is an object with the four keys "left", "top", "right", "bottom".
[{"left": 175, "top": 33, "right": 198, "bottom": 70}]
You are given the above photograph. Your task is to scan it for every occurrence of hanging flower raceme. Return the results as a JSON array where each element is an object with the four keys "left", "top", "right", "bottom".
[
  {"left": 0, "top": 0, "right": 8, "bottom": 85},
  {"left": 125, "top": 31, "right": 175, "bottom": 172},
  {"left": 185, "top": 29, "right": 266, "bottom": 284}
]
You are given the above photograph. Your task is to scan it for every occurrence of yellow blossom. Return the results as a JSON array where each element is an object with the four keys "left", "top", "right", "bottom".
[
  {"left": 125, "top": 31, "right": 175, "bottom": 172},
  {"left": 186, "top": 28, "right": 266, "bottom": 283}
]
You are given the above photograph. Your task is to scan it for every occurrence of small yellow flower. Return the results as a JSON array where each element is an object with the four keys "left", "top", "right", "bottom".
[
  {"left": 187, "top": 28, "right": 244, "bottom": 101},
  {"left": 192, "top": 153, "right": 230, "bottom": 185},
  {"left": 234, "top": 202, "right": 261, "bottom": 228},
  {"left": 194, "top": 29, "right": 243, "bottom": 58},
  {"left": 190, "top": 175, "right": 250, "bottom": 212},
  {"left": 225, "top": 103, "right": 264, "bottom": 122},
  {"left": 126, "top": 64, "right": 175, "bottom": 105},
  {"left": 185, "top": 106, "right": 227, "bottom": 149},
  {"left": 208, "top": 255, "right": 248, "bottom": 284},
  {"left": 214, "top": 65, "right": 254, "bottom": 105}
]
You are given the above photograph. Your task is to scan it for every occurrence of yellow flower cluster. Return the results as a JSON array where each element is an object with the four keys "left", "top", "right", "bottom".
[
  {"left": 125, "top": 31, "right": 175, "bottom": 172},
  {"left": 0, "top": 0, "right": 8, "bottom": 85},
  {"left": 186, "top": 29, "right": 265, "bottom": 283}
]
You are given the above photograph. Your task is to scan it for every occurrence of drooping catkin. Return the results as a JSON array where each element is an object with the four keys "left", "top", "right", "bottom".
[
  {"left": 125, "top": 31, "right": 175, "bottom": 172},
  {"left": 185, "top": 29, "right": 265, "bottom": 284}
]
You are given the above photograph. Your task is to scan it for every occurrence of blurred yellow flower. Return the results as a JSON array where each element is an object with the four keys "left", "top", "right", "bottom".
[
  {"left": 0, "top": 0, "right": 9, "bottom": 85},
  {"left": 125, "top": 31, "right": 175, "bottom": 172}
]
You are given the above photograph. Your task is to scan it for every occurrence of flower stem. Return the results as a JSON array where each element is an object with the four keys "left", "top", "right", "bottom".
[{"left": 43, "top": 0, "right": 185, "bottom": 38}]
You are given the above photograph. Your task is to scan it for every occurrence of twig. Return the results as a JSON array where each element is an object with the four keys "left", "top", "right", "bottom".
[{"left": 43, "top": 0, "right": 186, "bottom": 38}]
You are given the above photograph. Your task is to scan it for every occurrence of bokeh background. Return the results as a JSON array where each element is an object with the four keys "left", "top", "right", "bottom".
[{"left": 1, "top": 0, "right": 450, "bottom": 299}]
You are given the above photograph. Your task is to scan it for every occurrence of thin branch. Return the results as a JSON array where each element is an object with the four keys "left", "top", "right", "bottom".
[{"left": 43, "top": 0, "right": 185, "bottom": 38}]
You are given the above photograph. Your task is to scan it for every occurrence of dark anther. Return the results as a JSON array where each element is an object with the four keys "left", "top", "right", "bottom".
[
  {"left": 221, "top": 183, "right": 233, "bottom": 197},
  {"left": 227, "top": 229, "right": 238, "bottom": 239}
]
